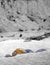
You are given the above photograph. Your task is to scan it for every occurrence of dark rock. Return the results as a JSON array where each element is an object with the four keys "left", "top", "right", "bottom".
[
  {"left": 27, "top": 16, "right": 35, "bottom": 21},
  {"left": 35, "top": 49, "right": 46, "bottom": 53},
  {"left": 25, "top": 49, "right": 33, "bottom": 53},
  {"left": 44, "top": 32, "right": 50, "bottom": 38},
  {"left": 18, "top": 29, "right": 23, "bottom": 32},
  {"left": 25, "top": 36, "right": 45, "bottom": 41},
  {"left": 5, "top": 54, "right": 12, "bottom": 57},
  {"left": 1, "top": 36, "right": 3, "bottom": 38},
  {"left": 19, "top": 34, "right": 22, "bottom": 37}
]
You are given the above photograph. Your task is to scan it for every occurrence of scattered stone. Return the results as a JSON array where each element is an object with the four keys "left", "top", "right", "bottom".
[
  {"left": 25, "top": 49, "right": 33, "bottom": 53},
  {"left": 5, "top": 48, "right": 46, "bottom": 57},
  {"left": 12, "top": 48, "right": 26, "bottom": 56},
  {"left": 12, "top": 48, "right": 34, "bottom": 56},
  {"left": 35, "top": 49, "right": 46, "bottom": 53},
  {"left": 5, "top": 54, "right": 12, "bottom": 57}
]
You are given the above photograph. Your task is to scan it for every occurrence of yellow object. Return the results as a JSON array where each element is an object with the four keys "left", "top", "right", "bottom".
[{"left": 12, "top": 48, "right": 26, "bottom": 56}]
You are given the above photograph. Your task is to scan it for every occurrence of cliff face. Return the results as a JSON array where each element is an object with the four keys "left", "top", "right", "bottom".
[{"left": 0, "top": 0, "right": 50, "bottom": 41}]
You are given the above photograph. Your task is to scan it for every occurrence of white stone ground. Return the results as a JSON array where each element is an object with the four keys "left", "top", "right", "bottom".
[{"left": 0, "top": 38, "right": 50, "bottom": 65}]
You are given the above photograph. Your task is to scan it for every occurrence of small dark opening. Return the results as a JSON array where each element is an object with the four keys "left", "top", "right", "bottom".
[
  {"left": 43, "top": 19, "right": 46, "bottom": 22},
  {"left": 1, "top": 36, "right": 3, "bottom": 38},
  {"left": 18, "top": 29, "right": 23, "bottom": 32},
  {"left": 19, "top": 34, "right": 22, "bottom": 37}
]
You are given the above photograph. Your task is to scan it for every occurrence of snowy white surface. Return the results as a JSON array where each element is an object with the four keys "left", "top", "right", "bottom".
[{"left": 0, "top": 38, "right": 50, "bottom": 65}]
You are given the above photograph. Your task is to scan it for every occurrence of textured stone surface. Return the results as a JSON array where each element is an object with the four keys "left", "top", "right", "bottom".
[{"left": 0, "top": 0, "right": 50, "bottom": 41}]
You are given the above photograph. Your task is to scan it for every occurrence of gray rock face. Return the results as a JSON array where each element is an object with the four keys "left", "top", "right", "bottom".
[{"left": 0, "top": 0, "right": 50, "bottom": 41}]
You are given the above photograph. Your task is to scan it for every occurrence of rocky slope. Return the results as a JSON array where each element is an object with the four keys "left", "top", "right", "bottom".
[{"left": 0, "top": 0, "right": 50, "bottom": 41}]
